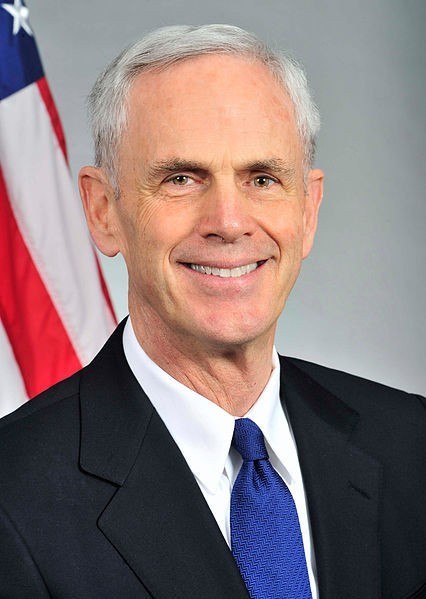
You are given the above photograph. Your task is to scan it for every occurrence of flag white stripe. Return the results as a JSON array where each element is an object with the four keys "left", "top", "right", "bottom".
[
  {"left": 0, "top": 83, "right": 114, "bottom": 365},
  {"left": 0, "top": 321, "right": 27, "bottom": 418}
]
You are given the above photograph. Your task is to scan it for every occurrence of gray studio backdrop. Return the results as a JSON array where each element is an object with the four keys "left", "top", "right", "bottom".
[{"left": 29, "top": 0, "right": 425, "bottom": 394}]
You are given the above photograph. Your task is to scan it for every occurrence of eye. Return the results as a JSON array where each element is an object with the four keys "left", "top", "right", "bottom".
[
  {"left": 253, "top": 175, "right": 277, "bottom": 188},
  {"left": 168, "top": 174, "right": 192, "bottom": 186}
]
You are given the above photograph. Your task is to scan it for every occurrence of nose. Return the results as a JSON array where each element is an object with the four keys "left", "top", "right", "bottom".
[{"left": 196, "top": 180, "right": 257, "bottom": 243}]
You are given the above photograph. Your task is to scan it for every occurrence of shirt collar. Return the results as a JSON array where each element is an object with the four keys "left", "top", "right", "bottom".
[
  {"left": 122, "top": 317, "right": 282, "bottom": 494},
  {"left": 244, "top": 362, "right": 301, "bottom": 487}
]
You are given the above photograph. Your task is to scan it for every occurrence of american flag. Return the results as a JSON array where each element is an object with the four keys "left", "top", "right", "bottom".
[{"left": 0, "top": 0, "right": 116, "bottom": 417}]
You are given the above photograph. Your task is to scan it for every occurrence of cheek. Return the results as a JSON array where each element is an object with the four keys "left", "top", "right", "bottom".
[
  {"left": 117, "top": 196, "right": 166, "bottom": 258},
  {"left": 264, "top": 207, "right": 305, "bottom": 260},
  {"left": 125, "top": 204, "right": 197, "bottom": 293}
]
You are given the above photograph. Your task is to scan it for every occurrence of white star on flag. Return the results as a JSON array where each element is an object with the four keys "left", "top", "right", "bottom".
[{"left": 1, "top": 0, "right": 33, "bottom": 36}]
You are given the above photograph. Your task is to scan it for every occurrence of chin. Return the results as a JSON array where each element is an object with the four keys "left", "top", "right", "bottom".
[{"left": 190, "top": 316, "right": 275, "bottom": 350}]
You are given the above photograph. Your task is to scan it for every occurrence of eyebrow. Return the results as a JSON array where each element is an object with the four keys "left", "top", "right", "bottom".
[
  {"left": 146, "top": 159, "right": 208, "bottom": 180},
  {"left": 246, "top": 158, "right": 296, "bottom": 179}
]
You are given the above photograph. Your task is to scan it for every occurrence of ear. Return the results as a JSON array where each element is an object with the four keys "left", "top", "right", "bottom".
[
  {"left": 302, "top": 168, "right": 324, "bottom": 259},
  {"left": 78, "top": 166, "right": 120, "bottom": 257}
]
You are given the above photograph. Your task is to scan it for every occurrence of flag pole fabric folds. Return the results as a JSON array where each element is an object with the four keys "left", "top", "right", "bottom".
[{"left": 0, "top": 0, "right": 116, "bottom": 417}]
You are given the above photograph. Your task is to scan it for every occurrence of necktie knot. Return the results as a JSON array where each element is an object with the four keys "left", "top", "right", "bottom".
[{"left": 232, "top": 418, "right": 269, "bottom": 462}]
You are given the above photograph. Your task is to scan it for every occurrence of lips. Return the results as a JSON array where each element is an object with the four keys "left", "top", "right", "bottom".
[{"left": 188, "top": 261, "right": 261, "bottom": 278}]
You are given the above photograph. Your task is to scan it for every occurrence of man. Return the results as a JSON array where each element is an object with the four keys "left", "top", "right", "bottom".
[{"left": 0, "top": 24, "right": 424, "bottom": 599}]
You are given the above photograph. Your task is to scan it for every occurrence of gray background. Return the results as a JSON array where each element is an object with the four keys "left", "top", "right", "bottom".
[{"left": 28, "top": 0, "right": 425, "bottom": 394}]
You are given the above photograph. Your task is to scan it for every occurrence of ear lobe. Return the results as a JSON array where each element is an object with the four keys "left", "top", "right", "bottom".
[
  {"left": 302, "top": 168, "right": 324, "bottom": 259},
  {"left": 78, "top": 166, "right": 120, "bottom": 257}
]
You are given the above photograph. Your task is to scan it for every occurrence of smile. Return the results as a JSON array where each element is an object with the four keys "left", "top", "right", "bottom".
[{"left": 188, "top": 261, "right": 261, "bottom": 278}]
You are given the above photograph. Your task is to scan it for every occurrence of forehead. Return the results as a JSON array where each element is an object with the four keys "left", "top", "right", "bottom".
[{"left": 123, "top": 54, "right": 301, "bottom": 165}]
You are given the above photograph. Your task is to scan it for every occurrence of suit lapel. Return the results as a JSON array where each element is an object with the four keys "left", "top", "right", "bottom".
[
  {"left": 79, "top": 322, "right": 249, "bottom": 599},
  {"left": 281, "top": 357, "right": 383, "bottom": 599}
]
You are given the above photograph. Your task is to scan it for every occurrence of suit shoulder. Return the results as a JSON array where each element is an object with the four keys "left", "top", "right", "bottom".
[
  {"left": 0, "top": 370, "right": 82, "bottom": 460},
  {"left": 282, "top": 355, "right": 425, "bottom": 418},
  {"left": 0, "top": 369, "right": 81, "bottom": 427}
]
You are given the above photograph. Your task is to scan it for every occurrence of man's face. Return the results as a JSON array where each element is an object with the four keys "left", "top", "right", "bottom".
[{"left": 88, "top": 54, "right": 323, "bottom": 352}]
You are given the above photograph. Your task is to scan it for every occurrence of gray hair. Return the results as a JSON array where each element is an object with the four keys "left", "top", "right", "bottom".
[{"left": 88, "top": 24, "right": 320, "bottom": 192}]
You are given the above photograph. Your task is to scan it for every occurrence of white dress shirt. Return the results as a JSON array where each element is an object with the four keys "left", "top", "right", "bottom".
[{"left": 123, "top": 318, "right": 318, "bottom": 598}]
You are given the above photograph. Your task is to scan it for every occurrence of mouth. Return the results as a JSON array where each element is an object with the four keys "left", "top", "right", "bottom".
[{"left": 185, "top": 260, "right": 266, "bottom": 278}]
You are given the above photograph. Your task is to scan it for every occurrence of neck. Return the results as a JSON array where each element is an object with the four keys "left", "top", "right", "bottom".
[{"left": 129, "top": 312, "right": 276, "bottom": 417}]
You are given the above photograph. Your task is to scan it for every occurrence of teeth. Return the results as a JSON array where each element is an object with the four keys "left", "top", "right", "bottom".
[{"left": 189, "top": 262, "right": 259, "bottom": 278}]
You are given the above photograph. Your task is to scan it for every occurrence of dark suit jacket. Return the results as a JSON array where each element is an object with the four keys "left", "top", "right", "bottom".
[{"left": 0, "top": 321, "right": 425, "bottom": 598}]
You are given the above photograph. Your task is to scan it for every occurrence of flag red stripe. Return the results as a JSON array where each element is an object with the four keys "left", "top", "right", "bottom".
[
  {"left": 36, "top": 76, "right": 117, "bottom": 325},
  {"left": 36, "top": 77, "right": 68, "bottom": 162},
  {"left": 0, "top": 167, "right": 81, "bottom": 398}
]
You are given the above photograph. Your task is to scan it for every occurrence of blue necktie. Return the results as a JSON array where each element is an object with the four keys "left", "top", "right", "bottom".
[{"left": 230, "top": 418, "right": 312, "bottom": 599}]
